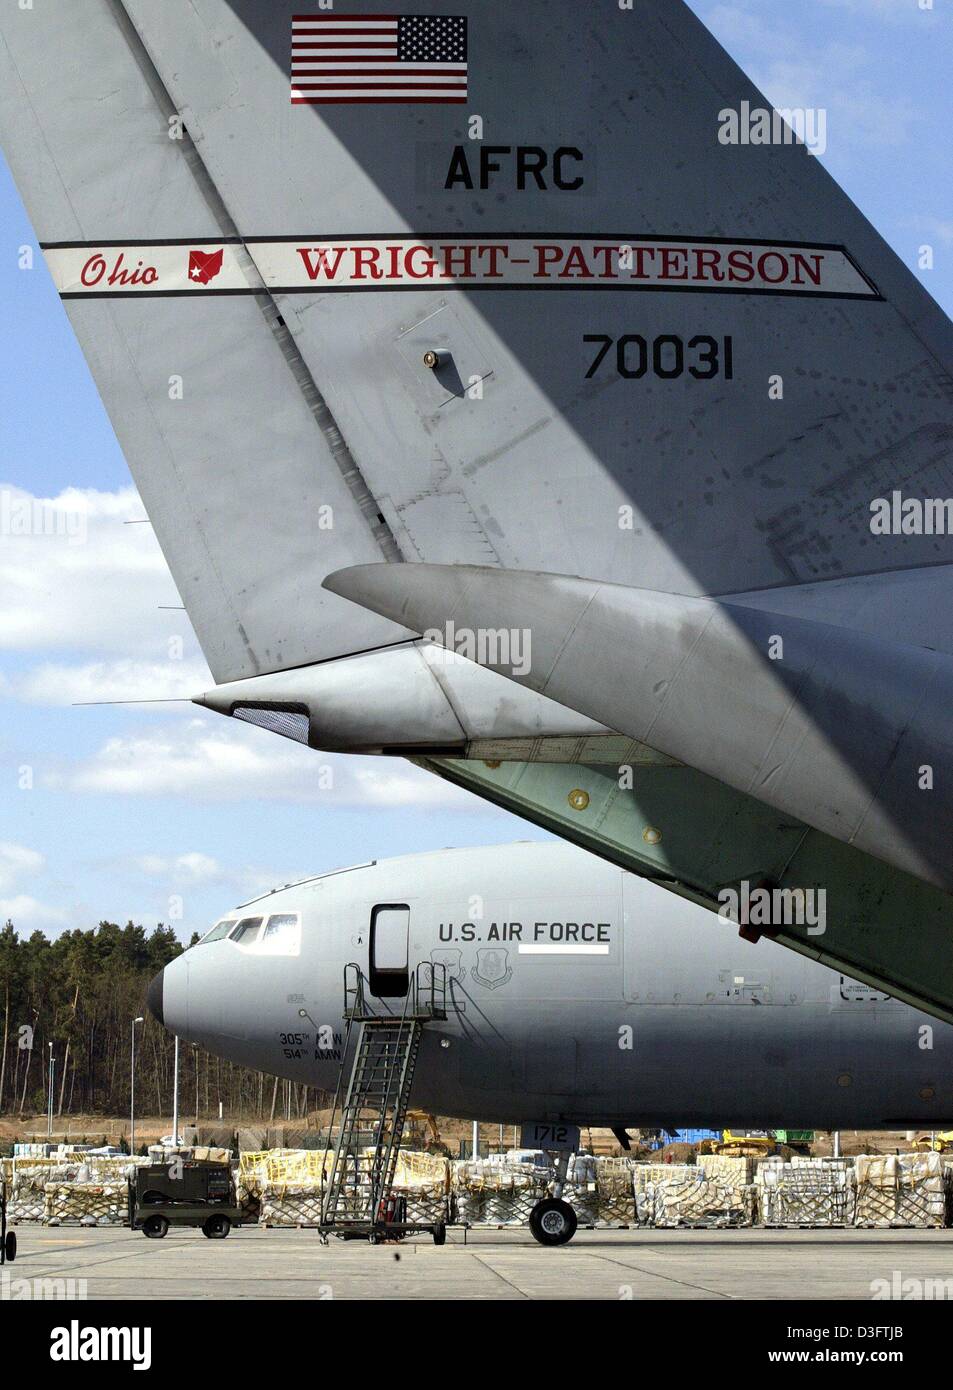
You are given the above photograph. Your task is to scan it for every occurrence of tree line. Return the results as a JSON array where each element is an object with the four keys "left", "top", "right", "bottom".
[{"left": 0, "top": 919, "right": 323, "bottom": 1126}]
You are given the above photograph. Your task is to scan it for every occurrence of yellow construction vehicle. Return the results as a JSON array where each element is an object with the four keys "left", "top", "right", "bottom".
[
  {"left": 406, "top": 1110, "right": 442, "bottom": 1147},
  {"left": 914, "top": 1131, "right": 953, "bottom": 1153},
  {"left": 715, "top": 1129, "right": 776, "bottom": 1157}
]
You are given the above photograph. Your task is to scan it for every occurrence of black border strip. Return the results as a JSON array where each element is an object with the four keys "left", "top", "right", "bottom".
[
  {"left": 41, "top": 233, "right": 883, "bottom": 300},
  {"left": 43, "top": 232, "right": 863, "bottom": 251},
  {"left": 59, "top": 285, "right": 883, "bottom": 301},
  {"left": 41, "top": 236, "right": 245, "bottom": 249}
]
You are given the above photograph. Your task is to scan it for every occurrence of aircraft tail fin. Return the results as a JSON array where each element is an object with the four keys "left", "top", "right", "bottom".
[{"left": 1, "top": 0, "right": 951, "bottom": 681}]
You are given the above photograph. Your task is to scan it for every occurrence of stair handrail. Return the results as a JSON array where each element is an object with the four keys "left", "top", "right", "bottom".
[
  {"left": 321, "top": 968, "right": 362, "bottom": 1224},
  {"left": 323, "top": 960, "right": 447, "bottom": 1229},
  {"left": 414, "top": 959, "right": 447, "bottom": 1017},
  {"left": 367, "top": 963, "right": 420, "bottom": 1221}
]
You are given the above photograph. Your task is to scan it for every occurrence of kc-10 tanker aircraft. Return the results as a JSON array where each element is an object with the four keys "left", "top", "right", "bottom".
[
  {"left": 3, "top": 2, "right": 953, "bottom": 1020},
  {"left": 146, "top": 841, "right": 953, "bottom": 1137}
]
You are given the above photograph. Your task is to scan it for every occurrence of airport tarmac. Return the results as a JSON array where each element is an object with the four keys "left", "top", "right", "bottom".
[{"left": 7, "top": 1226, "right": 953, "bottom": 1300}]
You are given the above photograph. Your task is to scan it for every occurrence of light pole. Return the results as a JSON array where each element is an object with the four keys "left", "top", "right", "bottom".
[
  {"left": 47, "top": 1042, "right": 54, "bottom": 1139},
  {"left": 172, "top": 1035, "right": 180, "bottom": 1146},
  {"left": 130, "top": 1016, "right": 144, "bottom": 1155}
]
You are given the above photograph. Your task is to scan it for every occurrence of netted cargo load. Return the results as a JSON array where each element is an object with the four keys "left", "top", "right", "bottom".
[
  {"left": 652, "top": 1169, "right": 755, "bottom": 1228},
  {"left": 6, "top": 1156, "right": 76, "bottom": 1223},
  {"left": 259, "top": 1182, "right": 324, "bottom": 1227},
  {"left": 7, "top": 1154, "right": 158, "bottom": 1225},
  {"left": 237, "top": 1149, "right": 269, "bottom": 1192},
  {"left": 77, "top": 1155, "right": 146, "bottom": 1183},
  {"left": 855, "top": 1153, "right": 950, "bottom": 1228},
  {"left": 563, "top": 1155, "right": 636, "bottom": 1227},
  {"left": 392, "top": 1149, "right": 449, "bottom": 1190},
  {"left": 254, "top": 1148, "right": 334, "bottom": 1226},
  {"left": 452, "top": 1157, "right": 552, "bottom": 1226},
  {"left": 632, "top": 1163, "right": 688, "bottom": 1226},
  {"left": 563, "top": 1152, "right": 600, "bottom": 1225},
  {"left": 237, "top": 1151, "right": 272, "bottom": 1221},
  {"left": 8, "top": 1168, "right": 51, "bottom": 1223},
  {"left": 392, "top": 1149, "right": 450, "bottom": 1224},
  {"left": 255, "top": 1148, "right": 333, "bottom": 1187},
  {"left": 853, "top": 1156, "right": 899, "bottom": 1227},
  {"left": 396, "top": 1184, "right": 449, "bottom": 1224},
  {"left": 698, "top": 1154, "right": 756, "bottom": 1183},
  {"left": 147, "top": 1144, "right": 231, "bottom": 1164},
  {"left": 450, "top": 1164, "right": 484, "bottom": 1225},
  {"left": 757, "top": 1158, "right": 853, "bottom": 1226},
  {"left": 594, "top": 1155, "right": 637, "bottom": 1226},
  {"left": 45, "top": 1181, "right": 126, "bottom": 1226},
  {"left": 237, "top": 1177, "right": 261, "bottom": 1224},
  {"left": 5, "top": 1156, "right": 63, "bottom": 1181}
]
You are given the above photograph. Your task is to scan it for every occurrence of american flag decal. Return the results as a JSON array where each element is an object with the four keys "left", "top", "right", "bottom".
[{"left": 291, "top": 12, "right": 468, "bottom": 104}]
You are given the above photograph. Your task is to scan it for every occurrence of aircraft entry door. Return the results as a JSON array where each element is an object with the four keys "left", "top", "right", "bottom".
[{"left": 369, "top": 903, "right": 410, "bottom": 997}]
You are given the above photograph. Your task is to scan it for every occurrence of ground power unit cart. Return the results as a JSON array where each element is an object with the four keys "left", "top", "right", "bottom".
[{"left": 128, "top": 1160, "right": 242, "bottom": 1239}]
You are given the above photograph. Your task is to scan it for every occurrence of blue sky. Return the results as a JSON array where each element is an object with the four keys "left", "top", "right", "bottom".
[{"left": 0, "top": 0, "right": 950, "bottom": 941}]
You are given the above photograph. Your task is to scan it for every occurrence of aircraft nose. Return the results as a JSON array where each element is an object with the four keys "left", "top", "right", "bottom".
[{"left": 146, "top": 968, "right": 164, "bottom": 1026}]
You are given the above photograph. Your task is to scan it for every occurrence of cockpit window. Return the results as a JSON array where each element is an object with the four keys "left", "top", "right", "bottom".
[
  {"left": 201, "top": 910, "right": 300, "bottom": 955},
  {"left": 230, "top": 916, "right": 264, "bottom": 944},
  {"left": 262, "top": 913, "right": 299, "bottom": 949},
  {"left": 200, "top": 918, "right": 237, "bottom": 944}
]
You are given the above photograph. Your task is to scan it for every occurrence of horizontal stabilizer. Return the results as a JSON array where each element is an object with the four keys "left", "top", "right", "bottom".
[{"left": 325, "top": 562, "right": 953, "bottom": 894}]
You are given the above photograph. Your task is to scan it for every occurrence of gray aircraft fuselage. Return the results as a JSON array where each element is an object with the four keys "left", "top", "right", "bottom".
[{"left": 149, "top": 841, "right": 952, "bottom": 1130}]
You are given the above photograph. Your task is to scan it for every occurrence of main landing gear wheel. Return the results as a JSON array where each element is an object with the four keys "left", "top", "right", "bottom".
[
  {"left": 142, "top": 1214, "right": 169, "bottom": 1239},
  {"left": 528, "top": 1198, "right": 577, "bottom": 1246},
  {"left": 202, "top": 1214, "right": 231, "bottom": 1239}
]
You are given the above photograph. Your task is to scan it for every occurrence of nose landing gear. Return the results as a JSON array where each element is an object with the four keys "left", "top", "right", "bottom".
[
  {"left": 528, "top": 1197, "right": 577, "bottom": 1246},
  {"left": 527, "top": 1142, "right": 578, "bottom": 1245}
]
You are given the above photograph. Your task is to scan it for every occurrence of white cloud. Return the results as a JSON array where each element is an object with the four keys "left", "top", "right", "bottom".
[
  {"left": 0, "top": 894, "right": 69, "bottom": 930},
  {"left": 58, "top": 715, "right": 489, "bottom": 809},
  {"left": 118, "top": 851, "right": 296, "bottom": 904},
  {"left": 0, "top": 484, "right": 183, "bottom": 655},
  {"left": 11, "top": 657, "right": 210, "bottom": 706},
  {"left": 132, "top": 851, "right": 224, "bottom": 883},
  {"left": 0, "top": 843, "right": 67, "bottom": 929},
  {"left": 0, "top": 483, "right": 210, "bottom": 711},
  {"left": 0, "top": 842, "right": 43, "bottom": 893}
]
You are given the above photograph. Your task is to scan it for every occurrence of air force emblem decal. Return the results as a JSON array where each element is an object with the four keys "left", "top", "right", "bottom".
[{"left": 472, "top": 947, "right": 512, "bottom": 990}]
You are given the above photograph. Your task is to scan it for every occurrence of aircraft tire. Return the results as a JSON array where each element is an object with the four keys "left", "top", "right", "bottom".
[{"left": 528, "top": 1198, "right": 577, "bottom": 1246}]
